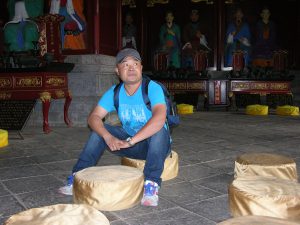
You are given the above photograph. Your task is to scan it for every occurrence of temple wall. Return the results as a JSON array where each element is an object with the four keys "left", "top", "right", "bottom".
[{"left": 27, "top": 54, "right": 119, "bottom": 129}]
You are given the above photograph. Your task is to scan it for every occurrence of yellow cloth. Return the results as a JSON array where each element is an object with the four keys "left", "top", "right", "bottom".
[
  {"left": 121, "top": 151, "right": 179, "bottom": 181},
  {"left": 177, "top": 104, "right": 194, "bottom": 114},
  {"left": 0, "top": 129, "right": 8, "bottom": 148},
  {"left": 229, "top": 176, "right": 300, "bottom": 221},
  {"left": 246, "top": 104, "right": 268, "bottom": 115},
  {"left": 73, "top": 165, "right": 144, "bottom": 211},
  {"left": 276, "top": 105, "right": 299, "bottom": 116},
  {"left": 4, "top": 204, "right": 110, "bottom": 225},
  {"left": 218, "top": 215, "right": 299, "bottom": 225},
  {"left": 234, "top": 153, "right": 298, "bottom": 182}
]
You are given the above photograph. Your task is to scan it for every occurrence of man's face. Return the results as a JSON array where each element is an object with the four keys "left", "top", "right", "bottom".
[
  {"left": 165, "top": 13, "right": 174, "bottom": 23},
  {"left": 125, "top": 15, "right": 133, "bottom": 24},
  {"left": 116, "top": 56, "right": 143, "bottom": 84},
  {"left": 190, "top": 12, "right": 199, "bottom": 23},
  {"left": 261, "top": 9, "right": 270, "bottom": 21},
  {"left": 235, "top": 9, "right": 244, "bottom": 21}
]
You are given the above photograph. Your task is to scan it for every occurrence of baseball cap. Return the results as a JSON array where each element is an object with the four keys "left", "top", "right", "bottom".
[{"left": 116, "top": 48, "right": 141, "bottom": 64}]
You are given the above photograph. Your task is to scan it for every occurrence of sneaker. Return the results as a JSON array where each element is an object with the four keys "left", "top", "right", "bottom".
[
  {"left": 58, "top": 174, "right": 74, "bottom": 196},
  {"left": 141, "top": 180, "right": 159, "bottom": 207}
]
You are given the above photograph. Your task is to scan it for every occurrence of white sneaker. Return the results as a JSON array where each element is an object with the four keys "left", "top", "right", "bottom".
[
  {"left": 141, "top": 180, "right": 159, "bottom": 207},
  {"left": 58, "top": 175, "right": 74, "bottom": 196},
  {"left": 58, "top": 184, "right": 73, "bottom": 195}
]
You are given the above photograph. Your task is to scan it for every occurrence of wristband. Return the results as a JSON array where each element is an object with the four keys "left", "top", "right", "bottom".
[{"left": 126, "top": 137, "right": 134, "bottom": 147}]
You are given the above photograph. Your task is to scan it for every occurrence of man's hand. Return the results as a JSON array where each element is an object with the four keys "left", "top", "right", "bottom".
[
  {"left": 103, "top": 135, "right": 125, "bottom": 151},
  {"left": 118, "top": 140, "right": 132, "bottom": 149}
]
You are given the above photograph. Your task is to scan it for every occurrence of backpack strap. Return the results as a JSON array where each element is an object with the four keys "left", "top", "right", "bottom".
[
  {"left": 142, "top": 75, "right": 151, "bottom": 111},
  {"left": 113, "top": 82, "right": 123, "bottom": 112}
]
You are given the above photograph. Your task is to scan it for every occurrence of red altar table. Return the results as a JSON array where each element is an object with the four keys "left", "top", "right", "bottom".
[
  {"left": 0, "top": 67, "right": 73, "bottom": 133},
  {"left": 229, "top": 80, "right": 293, "bottom": 109},
  {"left": 156, "top": 79, "right": 209, "bottom": 110}
]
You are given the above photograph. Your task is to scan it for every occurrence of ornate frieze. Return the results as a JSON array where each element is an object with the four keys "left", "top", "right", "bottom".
[
  {"left": 16, "top": 77, "right": 42, "bottom": 88},
  {"left": 231, "top": 81, "right": 290, "bottom": 92},
  {"left": 0, "top": 78, "right": 12, "bottom": 89},
  {"left": 46, "top": 77, "right": 66, "bottom": 87},
  {"left": 0, "top": 92, "right": 12, "bottom": 99},
  {"left": 187, "top": 81, "right": 206, "bottom": 91}
]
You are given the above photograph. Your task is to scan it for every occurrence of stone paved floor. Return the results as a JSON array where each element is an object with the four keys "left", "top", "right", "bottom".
[{"left": 1, "top": 111, "right": 300, "bottom": 225}]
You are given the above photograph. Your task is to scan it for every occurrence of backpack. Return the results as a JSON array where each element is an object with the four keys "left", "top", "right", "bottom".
[{"left": 113, "top": 75, "right": 179, "bottom": 129}]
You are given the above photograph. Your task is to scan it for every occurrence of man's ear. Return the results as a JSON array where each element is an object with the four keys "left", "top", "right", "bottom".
[{"left": 115, "top": 67, "right": 119, "bottom": 76}]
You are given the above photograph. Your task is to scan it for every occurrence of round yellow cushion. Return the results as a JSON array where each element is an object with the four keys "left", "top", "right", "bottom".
[
  {"left": 121, "top": 151, "right": 179, "bottom": 181},
  {"left": 73, "top": 165, "right": 144, "bottom": 211},
  {"left": 177, "top": 104, "right": 193, "bottom": 114},
  {"left": 276, "top": 105, "right": 299, "bottom": 116},
  {"left": 229, "top": 176, "right": 300, "bottom": 221},
  {"left": 218, "top": 215, "right": 299, "bottom": 225},
  {"left": 246, "top": 104, "right": 268, "bottom": 115},
  {"left": 0, "top": 129, "right": 8, "bottom": 148},
  {"left": 4, "top": 204, "right": 110, "bottom": 225},
  {"left": 234, "top": 153, "right": 298, "bottom": 181}
]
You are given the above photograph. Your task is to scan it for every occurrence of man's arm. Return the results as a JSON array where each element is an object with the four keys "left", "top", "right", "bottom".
[{"left": 88, "top": 105, "right": 126, "bottom": 151}]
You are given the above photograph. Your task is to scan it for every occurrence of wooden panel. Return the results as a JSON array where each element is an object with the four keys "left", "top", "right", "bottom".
[
  {"left": 99, "top": 0, "right": 121, "bottom": 55},
  {"left": 230, "top": 80, "right": 291, "bottom": 94}
]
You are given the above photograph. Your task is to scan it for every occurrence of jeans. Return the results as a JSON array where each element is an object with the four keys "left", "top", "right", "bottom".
[{"left": 72, "top": 124, "right": 171, "bottom": 186}]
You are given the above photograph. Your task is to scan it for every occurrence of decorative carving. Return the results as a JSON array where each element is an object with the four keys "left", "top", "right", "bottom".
[
  {"left": 187, "top": 81, "right": 206, "bottom": 91},
  {"left": 40, "top": 92, "right": 51, "bottom": 102},
  {"left": 252, "top": 83, "right": 268, "bottom": 90},
  {"left": 122, "top": 0, "right": 136, "bottom": 7},
  {"left": 231, "top": 81, "right": 290, "bottom": 92},
  {"left": 0, "top": 78, "right": 12, "bottom": 88},
  {"left": 38, "top": 22, "right": 47, "bottom": 56},
  {"left": 147, "top": 0, "right": 169, "bottom": 7},
  {"left": 269, "top": 83, "right": 289, "bottom": 91},
  {"left": 46, "top": 77, "right": 65, "bottom": 87},
  {"left": 171, "top": 82, "right": 186, "bottom": 90},
  {"left": 0, "top": 92, "right": 12, "bottom": 99},
  {"left": 55, "top": 90, "right": 65, "bottom": 98},
  {"left": 16, "top": 77, "right": 42, "bottom": 87}
]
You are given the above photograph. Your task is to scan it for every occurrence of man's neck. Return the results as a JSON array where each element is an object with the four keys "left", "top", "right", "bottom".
[{"left": 124, "top": 81, "right": 141, "bottom": 96}]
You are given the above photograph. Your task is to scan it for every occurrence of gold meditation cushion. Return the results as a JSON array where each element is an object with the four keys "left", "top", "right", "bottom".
[
  {"left": 276, "top": 105, "right": 299, "bottom": 116},
  {"left": 246, "top": 104, "right": 268, "bottom": 116},
  {"left": 121, "top": 151, "right": 179, "bottom": 181},
  {"left": 177, "top": 104, "right": 194, "bottom": 114},
  {"left": 229, "top": 176, "right": 300, "bottom": 221},
  {"left": 73, "top": 165, "right": 144, "bottom": 211},
  {"left": 218, "top": 215, "right": 299, "bottom": 225},
  {"left": 0, "top": 129, "right": 8, "bottom": 148},
  {"left": 4, "top": 204, "right": 110, "bottom": 225},
  {"left": 234, "top": 153, "right": 298, "bottom": 181}
]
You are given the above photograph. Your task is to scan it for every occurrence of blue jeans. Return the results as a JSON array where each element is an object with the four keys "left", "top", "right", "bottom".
[{"left": 72, "top": 124, "right": 171, "bottom": 186}]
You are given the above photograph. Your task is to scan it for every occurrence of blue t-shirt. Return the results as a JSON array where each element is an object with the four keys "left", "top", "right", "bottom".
[{"left": 98, "top": 81, "right": 166, "bottom": 136}]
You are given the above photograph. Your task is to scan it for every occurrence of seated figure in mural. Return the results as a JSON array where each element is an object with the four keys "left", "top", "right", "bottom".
[
  {"left": 50, "top": 0, "right": 86, "bottom": 50},
  {"left": 182, "top": 9, "right": 210, "bottom": 69},
  {"left": 122, "top": 12, "right": 137, "bottom": 49},
  {"left": 252, "top": 7, "right": 276, "bottom": 67},
  {"left": 158, "top": 11, "right": 181, "bottom": 69},
  {"left": 225, "top": 8, "right": 251, "bottom": 67},
  {"left": 4, "top": 0, "right": 43, "bottom": 52}
]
